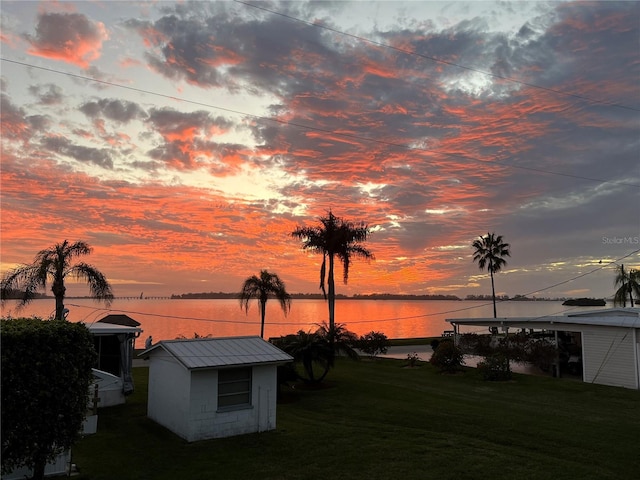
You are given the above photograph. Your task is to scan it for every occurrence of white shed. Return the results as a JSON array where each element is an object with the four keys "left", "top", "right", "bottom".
[
  {"left": 140, "top": 336, "right": 293, "bottom": 442},
  {"left": 447, "top": 308, "right": 640, "bottom": 390}
]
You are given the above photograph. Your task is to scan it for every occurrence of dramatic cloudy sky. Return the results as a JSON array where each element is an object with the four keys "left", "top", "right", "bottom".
[{"left": 1, "top": 1, "right": 638, "bottom": 299}]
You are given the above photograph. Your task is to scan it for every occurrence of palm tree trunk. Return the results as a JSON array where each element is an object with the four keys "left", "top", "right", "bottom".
[
  {"left": 629, "top": 286, "right": 634, "bottom": 308},
  {"left": 54, "top": 294, "right": 65, "bottom": 321},
  {"left": 260, "top": 300, "right": 266, "bottom": 338},
  {"left": 327, "top": 254, "right": 336, "bottom": 331},
  {"left": 53, "top": 279, "right": 66, "bottom": 320},
  {"left": 490, "top": 270, "right": 497, "bottom": 318}
]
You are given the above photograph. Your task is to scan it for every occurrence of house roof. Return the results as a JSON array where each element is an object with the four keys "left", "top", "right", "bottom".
[
  {"left": 447, "top": 308, "right": 640, "bottom": 329},
  {"left": 139, "top": 336, "right": 293, "bottom": 370},
  {"left": 86, "top": 321, "right": 143, "bottom": 335},
  {"left": 98, "top": 314, "right": 141, "bottom": 327}
]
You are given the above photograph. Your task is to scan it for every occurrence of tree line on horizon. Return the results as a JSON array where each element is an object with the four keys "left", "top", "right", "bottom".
[
  {"left": 172, "top": 291, "right": 461, "bottom": 300},
  {"left": 171, "top": 291, "right": 575, "bottom": 301}
]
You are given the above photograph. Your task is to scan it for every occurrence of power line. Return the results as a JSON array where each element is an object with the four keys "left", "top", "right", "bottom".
[
  {"left": 2, "top": 57, "right": 638, "bottom": 189},
  {"left": 234, "top": 0, "right": 640, "bottom": 113},
  {"left": 65, "top": 247, "right": 640, "bottom": 328},
  {"left": 513, "top": 248, "right": 640, "bottom": 298}
]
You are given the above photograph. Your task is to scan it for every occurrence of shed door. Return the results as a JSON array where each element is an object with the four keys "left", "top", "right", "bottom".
[{"left": 258, "top": 386, "right": 271, "bottom": 432}]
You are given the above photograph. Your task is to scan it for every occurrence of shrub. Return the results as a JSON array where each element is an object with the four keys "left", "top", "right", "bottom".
[
  {"left": 429, "top": 340, "right": 464, "bottom": 373},
  {"left": 458, "top": 333, "right": 493, "bottom": 356},
  {"left": 477, "top": 353, "right": 512, "bottom": 381},
  {"left": 406, "top": 352, "right": 421, "bottom": 367},
  {"left": 1, "top": 318, "right": 96, "bottom": 479},
  {"left": 524, "top": 338, "right": 557, "bottom": 372},
  {"left": 359, "top": 331, "right": 391, "bottom": 357}
]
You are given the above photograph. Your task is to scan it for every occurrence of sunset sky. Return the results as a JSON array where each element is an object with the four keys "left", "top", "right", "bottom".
[{"left": 1, "top": 0, "right": 639, "bottom": 300}]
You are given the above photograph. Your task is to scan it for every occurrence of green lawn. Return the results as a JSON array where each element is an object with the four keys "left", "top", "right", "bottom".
[{"left": 73, "top": 359, "right": 640, "bottom": 480}]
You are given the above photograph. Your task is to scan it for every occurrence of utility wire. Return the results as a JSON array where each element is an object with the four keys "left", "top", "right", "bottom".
[
  {"left": 2, "top": 57, "right": 639, "bottom": 189},
  {"left": 508, "top": 248, "right": 640, "bottom": 299},
  {"left": 234, "top": 0, "right": 640, "bottom": 113},
  {"left": 65, "top": 247, "right": 640, "bottom": 327}
]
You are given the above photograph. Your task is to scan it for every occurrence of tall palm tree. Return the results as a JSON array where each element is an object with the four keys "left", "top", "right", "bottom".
[
  {"left": 472, "top": 232, "right": 511, "bottom": 318},
  {"left": 239, "top": 270, "right": 291, "bottom": 338},
  {"left": 0, "top": 240, "right": 114, "bottom": 320},
  {"left": 291, "top": 211, "right": 373, "bottom": 331},
  {"left": 613, "top": 264, "right": 639, "bottom": 307}
]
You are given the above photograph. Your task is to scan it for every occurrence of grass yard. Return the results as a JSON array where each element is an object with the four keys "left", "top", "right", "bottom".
[{"left": 73, "top": 358, "right": 640, "bottom": 480}]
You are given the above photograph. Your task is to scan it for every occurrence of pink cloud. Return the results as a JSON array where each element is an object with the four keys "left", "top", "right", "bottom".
[{"left": 26, "top": 12, "right": 108, "bottom": 68}]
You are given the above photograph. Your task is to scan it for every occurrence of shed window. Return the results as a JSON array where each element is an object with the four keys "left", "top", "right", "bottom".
[{"left": 218, "top": 367, "right": 252, "bottom": 409}]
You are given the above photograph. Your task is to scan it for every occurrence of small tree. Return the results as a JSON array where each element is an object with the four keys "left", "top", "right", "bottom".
[
  {"left": 1, "top": 318, "right": 97, "bottom": 480},
  {"left": 429, "top": 340, "right": 465, "bottom": 373},
  {"left": 359, "top": 331, "right": 391, "bottom": 358},
  {"left": 273, "top": 330, "right": 333, "bottom": 384},
  {"left": 477, "top": 353, "right": 512, "bottom": 381},
  {"left": 274, "top": 323, "right": 359, "bottom": 384}
]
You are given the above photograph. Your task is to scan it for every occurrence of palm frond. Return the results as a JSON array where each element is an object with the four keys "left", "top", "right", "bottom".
[{"left": 71, "top": 263, "right": 114, "bottom": 304}]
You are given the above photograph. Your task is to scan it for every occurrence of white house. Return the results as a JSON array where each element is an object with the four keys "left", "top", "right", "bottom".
[
  {"left": 447, "top": 308, "right": 640, "bottom": 390},
  {"left": 140, "top": 336, "right": 293, "bottom": 442}
]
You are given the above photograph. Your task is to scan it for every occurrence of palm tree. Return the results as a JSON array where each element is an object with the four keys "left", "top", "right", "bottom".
[
  {"left": 613, "top": 264, "right": 639, "bottom": 307},
  {"left": 276, "top": 330, "right": 334, "bottom": 384},
  {"left": 274, "top": 323, "right": 359, "bottom": 384},
  {"left": 315, "top": 321, "right": 360, "bottom": 362},
  {"left": 472, "top": 232, "right": 511, "bottom": 318},
  {"left": 0, "top": 240, "right": 114, "bottom": 320},
  {"left": 239, "top": 270, "right": 291, "bottom": 338},
  {"left": 291, "top": 211, "right": 373, "bottom": 331}
]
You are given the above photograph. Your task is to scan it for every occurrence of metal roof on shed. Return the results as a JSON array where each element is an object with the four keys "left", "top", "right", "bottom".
[
  {"left": 447, "top": 308, "right": 640, "bottom": 329},
  {"left": 140, "top": 336, "right": 293, "bottom": 370}
]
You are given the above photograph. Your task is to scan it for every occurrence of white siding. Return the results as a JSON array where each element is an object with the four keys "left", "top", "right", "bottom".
[
  {"left": 582, "top": 327, "right": 638, "bottom": 389},
  {"left": 188, "top": 369, "right": 220, "bottom": 442},
  {"left": 184, "top": 365, "right": 278, "bottom": 441},
  {"left": 147, "top": 356, "right": 191, "bottom": 440},
  {"left": 254, "top": 365, "right": 277, "bottom": 433}
]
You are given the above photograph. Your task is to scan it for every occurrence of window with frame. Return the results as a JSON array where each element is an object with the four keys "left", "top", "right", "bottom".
[{"left": 218, "top": 367, "right": 252, "bottom": 409}]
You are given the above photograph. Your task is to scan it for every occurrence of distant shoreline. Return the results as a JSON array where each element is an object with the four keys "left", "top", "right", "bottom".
[
  {"left": 6, "top": 293, "right": 604, "bottom": 302},
  {"left": 71, "top": 294, "right": 576, "bottom": 301}
]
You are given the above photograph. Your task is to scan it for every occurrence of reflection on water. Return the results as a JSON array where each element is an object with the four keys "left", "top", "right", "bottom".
[{"left": 1, "top": 298, "right": 588, "bottom": 342}]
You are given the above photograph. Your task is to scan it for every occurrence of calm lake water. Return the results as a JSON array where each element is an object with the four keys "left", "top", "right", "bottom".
[{"left": 1, "top": 298, "right": 598, "bottom": 344}]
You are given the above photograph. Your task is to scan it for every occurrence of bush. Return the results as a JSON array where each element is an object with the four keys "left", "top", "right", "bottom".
[
  {"left": 458, "top": 333, "right": 493, "bottom": 356},
  {"left": 477, "top": 353, "right": 512, "bottom": 381},
  {"left": 429, "top": 340, "right": 464, "bottom": 373},
  {"left": 358, "top": 331, "right": 391, "bottom": 357},
  {"left": 406, "top": 352, "right": 421, "bottom": 367},
  {"left": 524, "top": 338, "right": 557, "bottom": 372},
  {"left": 1, "top": 318, "right": 97, "bottom": 479}
]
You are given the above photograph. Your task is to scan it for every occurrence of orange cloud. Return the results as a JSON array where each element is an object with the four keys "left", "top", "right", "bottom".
[{"left": 27, "top": 12, "right": 108, "bottom": 68}]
